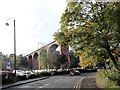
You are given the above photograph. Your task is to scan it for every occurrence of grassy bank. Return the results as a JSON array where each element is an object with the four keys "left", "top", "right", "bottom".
[{"left": 96, "top": 67, "right": 120, "bottom": 89}]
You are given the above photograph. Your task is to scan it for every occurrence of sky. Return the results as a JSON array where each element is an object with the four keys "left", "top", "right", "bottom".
[{"left": 0, "top": 0, "right": 67, "bottom": 55}]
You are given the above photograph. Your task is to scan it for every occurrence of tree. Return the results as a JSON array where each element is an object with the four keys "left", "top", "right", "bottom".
[
  {"left": 1, "top": 55, "right": 8, "bottom": 70},
  {"left": 8, "top": 54, "right": 28, "bottom": 70},
  {"left": 19, "top": 54, "right": 28, "bottom": 69},
  {"left": 69, "top": 50, "right": 80, "bottom": 68},
  {"left": 39, "top": 49, "right": 48, "bottom": 69},
  {"left": 52, "top": 51, "right": 61, "bottom": 69},
  {"left": 54, "top": 2, "right": 120, "bottom": 68},
  {"left": 58, "top": 53, "right": 68, "bottom": 69}
]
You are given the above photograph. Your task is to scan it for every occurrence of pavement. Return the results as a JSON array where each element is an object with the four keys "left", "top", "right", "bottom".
[
  {"left": 1, "top": 75, "right": 100, "bottom": 90},
  {"left": 1, "top": 77, "right": 49, "bottom": 89},
  {"left": 79, "top": 76, "right": 98, "bottom": 89},
  {"left": 74, "top": 76, "right": 102, "bottom": 90}
]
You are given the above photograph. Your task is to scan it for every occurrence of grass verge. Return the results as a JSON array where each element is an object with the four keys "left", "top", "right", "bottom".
[{"left": 96, "top": 67, "right": 120, "bottom": 89}]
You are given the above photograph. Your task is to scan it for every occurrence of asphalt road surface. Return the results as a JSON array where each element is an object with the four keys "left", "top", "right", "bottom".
[{"left": 3, "top": 72, "right": 96, "bottom": 90}]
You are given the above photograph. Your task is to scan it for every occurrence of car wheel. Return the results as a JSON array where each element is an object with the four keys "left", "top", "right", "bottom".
[{"left": 71, "top": 73, "right": 74, "bottom": 76}]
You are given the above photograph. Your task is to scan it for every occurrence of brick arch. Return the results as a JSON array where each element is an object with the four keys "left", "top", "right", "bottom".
[
  {"left": 28, "top": 55, "right": 32, "bottom": 59},
  {"left": 28, "top": 55, "right": 33, "bottom": 70},
  {"left": 48, "top": 44, "right": 58, "bottom": 52},
  {"left": 33, "top": 52, "right": 39, "bottom": 70},
  {"left": 33, "top": 52, "right": 38, "bottom": 59},
  {"left": 24, "top": 56, "right": 27, "bottom": 60},
  {"left": 47, "top": 44, "right": 59, "bottom": 69}
]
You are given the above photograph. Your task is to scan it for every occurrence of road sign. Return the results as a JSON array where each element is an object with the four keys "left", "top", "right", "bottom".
[{"left": 6, "top": 58, "right": 12, "bottom": 70}]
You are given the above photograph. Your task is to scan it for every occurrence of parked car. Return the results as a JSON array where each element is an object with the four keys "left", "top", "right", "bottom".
[
  {"left": 13, "top": 70, "right": 27, "bottom": 80},
  {"left": 24, "top": 71, "right": 36, "bottom": 79},
  {"left": 70, "top": 69, "right": 80, "bottom": 76}
]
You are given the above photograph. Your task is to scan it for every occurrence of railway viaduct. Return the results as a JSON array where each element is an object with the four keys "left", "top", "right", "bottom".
[{"left": 25, "top": 41, "right": 70, "bottom": 70}]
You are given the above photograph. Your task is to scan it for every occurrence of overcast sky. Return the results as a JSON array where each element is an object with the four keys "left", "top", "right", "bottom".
[{"left": 0, "top": 0, "right": 67, "bottom": 55}]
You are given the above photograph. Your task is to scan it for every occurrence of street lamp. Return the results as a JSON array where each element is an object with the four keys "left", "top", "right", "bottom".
[{"left": 6, "top": 18, "right": 16, "bottom": 76}]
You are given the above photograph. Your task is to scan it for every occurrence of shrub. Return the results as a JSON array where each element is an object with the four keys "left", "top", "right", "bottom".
[
  {"left": 50, "top": 70, "right": 69, "bottom": 76},
  {"left": 96, "top": 68, "right": 120, "bottom": 89},
  {"left": 40, "top": 71, "right": 51, "bottom": 76},
  {"left": 35, "top": 72, "right": 41, "bottom": 77},
  {"left": 2, "top": 72, "right": 17, "bottom": 84}
]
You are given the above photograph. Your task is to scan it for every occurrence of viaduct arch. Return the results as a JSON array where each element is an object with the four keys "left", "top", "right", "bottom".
[{"left": 25, "top": 41, "right": 70, "bottom": 70}]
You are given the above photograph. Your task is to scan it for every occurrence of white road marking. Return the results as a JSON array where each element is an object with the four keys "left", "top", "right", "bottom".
[
  {"left": 73, "top": 77, "right": 86, "bottom": 89},
  {"left": 36, "top": 83, "right": 50, "bottom": 89},
  {"left": 54, "top": 79, "right": 63, "bottom": 82},
  {"left": 21, "top": 85, "right": 29, "bottom": 88}
]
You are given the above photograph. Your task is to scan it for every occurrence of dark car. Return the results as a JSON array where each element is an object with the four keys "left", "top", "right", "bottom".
[{"left": 70, "top": 69, "right": 80, "bottom": 76}]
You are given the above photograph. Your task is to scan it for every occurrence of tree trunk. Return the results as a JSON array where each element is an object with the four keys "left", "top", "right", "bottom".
[{"left": 107, "top": 48, "right": 118, "bottom": 66}]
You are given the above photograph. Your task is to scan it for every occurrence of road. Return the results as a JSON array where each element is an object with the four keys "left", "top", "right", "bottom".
[{"left": 3, "top": 72, "right": 96, "bottom": 90}]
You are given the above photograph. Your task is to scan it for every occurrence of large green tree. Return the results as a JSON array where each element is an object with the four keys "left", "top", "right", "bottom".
[
  {"left": 39, "top": 49, "right": 49, "bottom": 69},
  {"left": 54, "top": 2, "right": 120, "bottom": 68}
]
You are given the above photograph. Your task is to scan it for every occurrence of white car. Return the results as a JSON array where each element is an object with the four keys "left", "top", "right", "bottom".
[
  {"left": 13, "top": 70, "right": 27, "bottom": 79},
  {"left": 24, "top": 71, "right": 36, "bottom": 78}
]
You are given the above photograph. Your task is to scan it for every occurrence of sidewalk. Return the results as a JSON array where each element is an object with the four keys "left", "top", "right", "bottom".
[
  {"left": 80, "top": 76, "right": 99, "bottom": 90},
  {"left": 74, "top": 76, "right": 102, "bottom": 90},
  {"left": 79, "top": 76, "right": 102, "bottom": 90},
  {"left": 1, "top": 77, "right": 49, "bottom": 89}
]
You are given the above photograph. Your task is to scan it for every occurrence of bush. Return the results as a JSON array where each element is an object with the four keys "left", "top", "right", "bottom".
[
  {"left": 107, "top": 68, "right": 120, "bottom": 87},
  {"left": 51, "top": 70, "right": 69, "bottom": 76},
  {"left": 35, "top": 72, "right": 42, "bottom": 77},
  {"left": 96, "top": 68, "right": 120, "bottom": 88},
  {"left": 2, "top": 71, "right": 17, "bottom": 84},
  {"left": 40, "top": 71, "right": 51, "bottom": 76}
]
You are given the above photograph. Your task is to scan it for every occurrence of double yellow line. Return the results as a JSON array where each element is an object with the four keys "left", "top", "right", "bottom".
[{"left": 73, "top": 77, "right": 86, "bottom": 90}]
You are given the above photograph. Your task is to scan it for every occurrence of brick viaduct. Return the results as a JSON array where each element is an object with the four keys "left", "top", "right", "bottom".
[{"left": 25, "top": 41, "right": 70, "bottom": 70}]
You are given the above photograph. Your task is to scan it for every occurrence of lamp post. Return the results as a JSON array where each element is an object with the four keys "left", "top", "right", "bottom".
[{"left": 6, "top": 18, "right": 16, "bottom": 76}]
